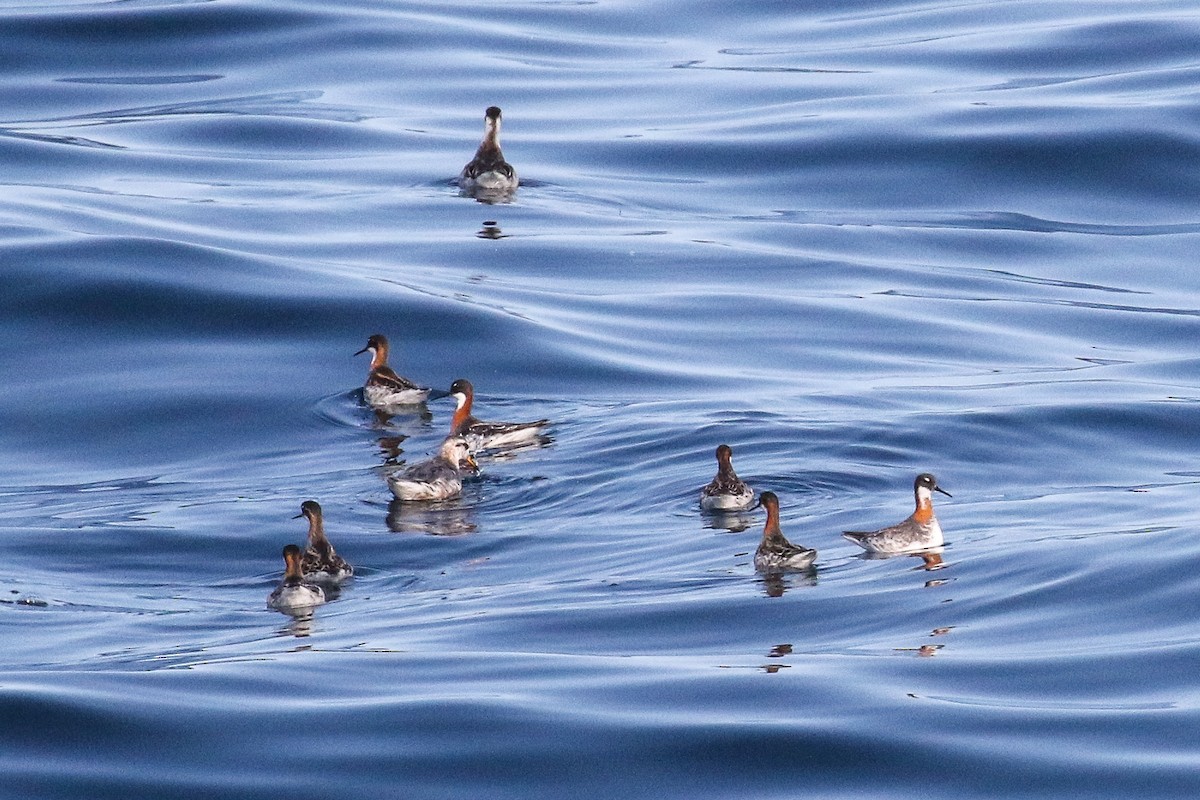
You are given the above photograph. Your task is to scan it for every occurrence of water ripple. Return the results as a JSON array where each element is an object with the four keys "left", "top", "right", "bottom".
[{"left": 4, "top": 0, "right": 1200, "bottom": 796}]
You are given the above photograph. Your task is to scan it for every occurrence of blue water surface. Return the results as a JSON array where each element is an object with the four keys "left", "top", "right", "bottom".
[{"left": 3, "top": 0, "right": 1200, "bottom": 797}]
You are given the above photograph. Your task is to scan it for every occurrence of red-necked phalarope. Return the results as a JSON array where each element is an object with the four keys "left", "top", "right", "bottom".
[
  {"left": 449, "top": 378, "right": 548, "bottom": 450},
  {"left": 387, "top": 436, "right": 478, "bottom": 501},
  {"left": 267, "top": 544, "right": 327, "bottom": 611},
  {"left": 458, "top": 106, "right": 518, "bottom": 193},
  {"left": 754, "top": 491, "right": 817, "bottom": 572},
  {"left": 700, "top": 444, "right": 754, "bottom": 511},
  {"left": 295, "top": 500, "right": 353, "bottom": 585},
  {"left": 843, "top": 473, "right": 950, "bottom": 554},
  {"left": 354, "top": 334, "right": 431, "bottom": 408}
]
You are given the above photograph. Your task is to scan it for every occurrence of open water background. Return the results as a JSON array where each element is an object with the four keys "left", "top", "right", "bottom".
[{"left": 3, "top": 0, "right": 1200, "bottom": 797}]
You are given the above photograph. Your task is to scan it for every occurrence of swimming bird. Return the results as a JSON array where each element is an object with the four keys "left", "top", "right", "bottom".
[
  {"left": 387, "top": 436, "right": 478, "bottom": 501},
  {"left": 843, "top": 473, "right": 951, "bottom": 554},
  {"left": 267, "top": 544, "right": 326, "bottom": 611},
  {"left": 354, "top": 334, "right": 431, "bottom": 408},
  {"left": 699, "top": 444, "right": 754, "bottom": 511},
  {"left": 754, "top": 491, "right": 817, "bottom": 572},
  {"left": 449, "top": 378, "right": 548, "bottom": 450},
  {"left": 295, "top": 500, "right": 353, "bottom": 585},
  {"left": 458, "top": 106, "right": 519, "bottom": 193}
]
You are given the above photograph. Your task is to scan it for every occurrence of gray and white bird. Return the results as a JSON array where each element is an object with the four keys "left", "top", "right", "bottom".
[{"left": 842, "top": 473, "right": 950, "bottom": 554}]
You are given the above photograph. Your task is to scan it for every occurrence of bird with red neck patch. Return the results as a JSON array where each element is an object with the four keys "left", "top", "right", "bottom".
[
  {"left": 700, "top": 444, "right": 754, "bottom": 511},
  {"left": 843, "top": 473, "right": 951, "bottom": 554},
  {"left": 449, "top": 378, "right": 548, "bottom": 451},
  {"left": 268, "top": 544, "right": 326, "bottom": 612},
  {"left": 295, "top": 501, "right": 353, "bottom": 585},
  {"left": 458, "top": 106, "right": 519, "bottom": 194},
  {"left": 753, "top": 491, "right": 817, "bottom": 572},
  {"left": 354, "top": 334, "right": 430, "bottom": 409}
]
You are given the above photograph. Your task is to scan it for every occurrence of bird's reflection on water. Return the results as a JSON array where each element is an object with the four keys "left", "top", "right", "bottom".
[
  {"left": 475, "top": 219, "right": 509, "bottom": 238},
  {"left": 896, "top": 627, "right": 955, "bottom": 658},
  {"left": 366, "top": 403, "right": 433, "bottom": 429},
  {"left": 275, "top": 609, "right": 316, "bottom": 638},
  {"left": 759, "top": 568, "right": 818, "bottom": 597},
  {"left": 374, "top": 434, "right": 406, "bottom": 466},
  {"left": 703, "top": 509, "right": 756, "bottom": 533},
  {"left": 387, "top": 498, "right": 478, "bottom": 536}
]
